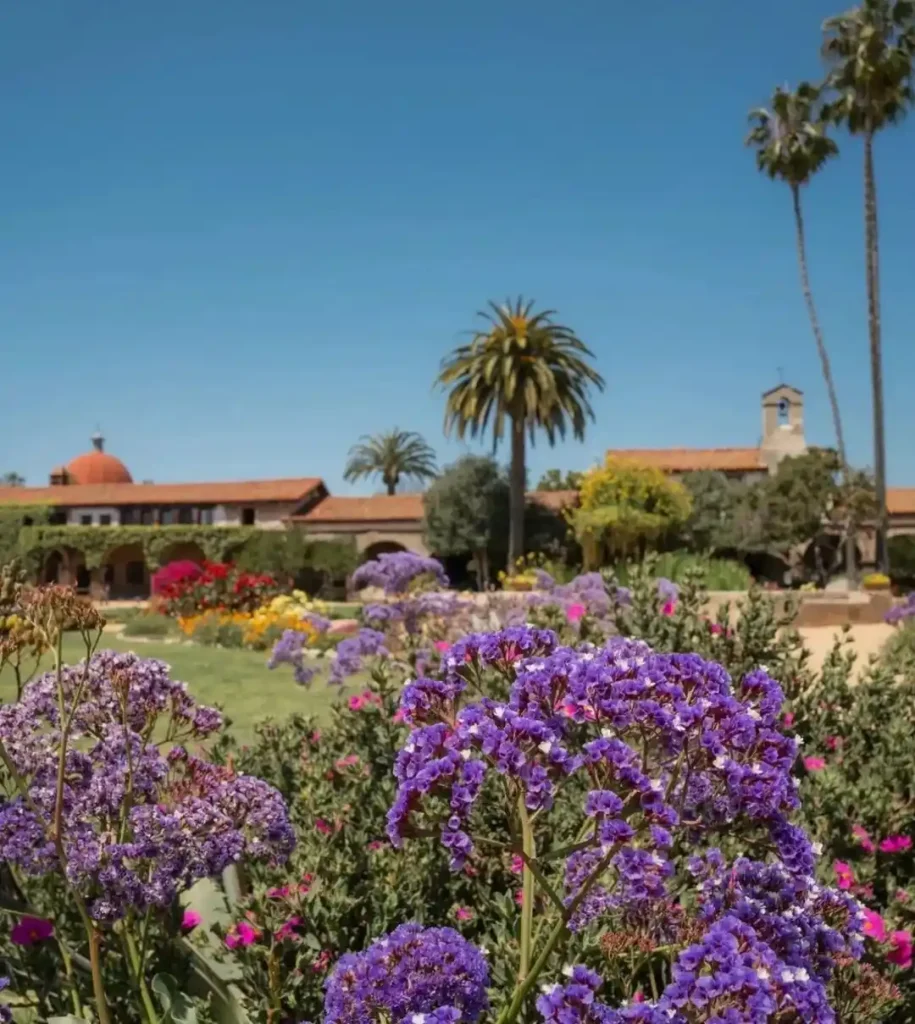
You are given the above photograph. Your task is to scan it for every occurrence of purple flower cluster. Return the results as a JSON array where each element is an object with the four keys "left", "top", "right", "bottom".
[
  {"left": 657, "top": 578, "right": 679, "bottom": 603},
  {"left": 0, "top": 653, "right": 294, "bottom": 921},
  {"left": 389, "top": 630, "right": 804, "bottom": 887},
  {"left": 268, "top": 628, "right": 318, "bottom": 686},
  {"left": 0, "top": 977, "right": 10, "bottom": 1024},
  {"left": 532, "top": 572, "right": 611, "bottom": 619},
  {"left": 352, "top": 552, "right": 449, "bottom": 596},
  {"left": 329, "top": 628, "right": 390, "bottom": 686},
  {"left": 537, "top": 966, "right": 617, "bottom": 1024},
  {"left": 364, "top": 590, "right": 473, "bottom": 638},
  {"left": 323, "top": 923, "right": 489, "bottom": 1024},
  {"left": 886, "top": 591, "right": 915, "bottom": 625}
]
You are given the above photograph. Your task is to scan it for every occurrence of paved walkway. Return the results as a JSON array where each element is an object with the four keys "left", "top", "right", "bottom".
[{"left": 798, "top": 623, "right": 894, "bottom": 673}]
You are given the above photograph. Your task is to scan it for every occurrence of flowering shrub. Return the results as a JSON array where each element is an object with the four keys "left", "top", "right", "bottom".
[
  {"left": 152, "top": 559, "right": 282, "bottom": 616},
  {"left": 178, "top": 606, "right": 318, "bottom": 651},
  {"left": 351, "top": 551, "right": 449, "bottom": 595},
  {"left": 0, "top": 576, "right": 294, "bottom": 1023},
  {"left": 886, "top": 592, "right": 915, "bottom": 626}
]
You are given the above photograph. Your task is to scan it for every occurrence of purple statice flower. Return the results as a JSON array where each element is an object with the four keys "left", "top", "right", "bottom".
[
  {"left": 363, "top": 591, "right": 473, "bottom": 638},
  {"left": 0, "top": 977, "right": 10, "bottom": 1024},
  {"left": 0, "top": 657, "right": 294, "bottom": 922},
  {"left": 323, "top": 923, "right": 489, "bottom": 1024},
  {"left": 614, "top": 586, "right": 632, "bottom": 607},
  {"left": 303, "top": 612, "right": 333, "bottom": 634},
  {"left": 886, "top": 592, "right": 915, "bottom": 625},
  {"left": 658, "top": 915, "right": 836, "bottom": 1023},
  {"left": 268, "top": 629, "right": 317, "bottom": 686},
  {"left": 531, "top": 572, "right": 611, "bottom": 619},
  {"left": 387, "top": 628, "right": 813, "bottom": 917},
  {"left": 329, "top": 628, "right": 389, "bottom": 686},
  {"left": 657, "top": 578, "right": 679, "bottom": 603},
  {"left": 536, "top": 965, "right": 617, "bottom": 1024},
  {"left": 351, "top": 552, "right": 449, "bottom": 596}
]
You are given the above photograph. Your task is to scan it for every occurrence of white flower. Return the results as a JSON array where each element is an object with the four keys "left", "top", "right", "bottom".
[
  {"left": 494, "top": 707, "right": 506, "bottom": 720},
  {"left": 713, "top": 755, "right": 727, "bottom": 769},
  {"left": 412, "top": 1015, "right": 426, "bottom": 1024},
  {"left": 538, "top": 740, "right": 553, "bottom": 755},
  {"left": 468, "top": 723, "right": 481, "bottom": 736},
  {"left": 747, "top": 708, "right": 761, "bottom": 721},
  {"left": 601, "top": 728, "right": 614, "bottom": 739},
  {"left": 540, "top": 984, "right": 559, "bottom": 994},
  {"left": 757, "top": 967, "right": 770, "bottom": 981},
  {"left": 812, "top": 841, "right": 823, "bottom": 856},
  {"left": 460, "top": 749, "right": 472, "bottom": 761},
  {"left": 562, "top": 965, "right": 574, "bottom": 977}
]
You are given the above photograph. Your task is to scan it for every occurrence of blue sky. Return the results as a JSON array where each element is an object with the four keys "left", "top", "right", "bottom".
[{"left": 2, "top": 0, "right": 913, "bottom": 493}]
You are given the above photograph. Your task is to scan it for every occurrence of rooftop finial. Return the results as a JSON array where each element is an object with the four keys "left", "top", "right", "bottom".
[{"left": 91, "top": 430, "right": 104, "bottom": 453}]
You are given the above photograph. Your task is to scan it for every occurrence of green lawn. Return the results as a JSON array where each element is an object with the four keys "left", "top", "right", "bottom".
[{"left": 0, "top": 633, "right": 341, "bottom": 743}]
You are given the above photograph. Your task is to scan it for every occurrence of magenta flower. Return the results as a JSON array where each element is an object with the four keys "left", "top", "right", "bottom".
[
  {"left": 315, "top": 818, "right": 333, "bottom": 835},
  {"left": 10, "top": 916, "right": 54, "bottom": 946},
  {"left": 434, "top": 640, "right": 451, "bottom": 653},
  {"left": 803, "top": 756, "right": 826, "bottom": 772},
  {"left": 862, "top": 908, "right": 887, "bottom": 943},
  {"left": 510, "top": 854, "right": 524, "bottom": 875},
  {"left": 888, "top": 930, "right": 913, "bottom": 969},
  {"left": 825, "top": 735, "right": 842, "bottom": 751},
  {"left": 267, "top": 885, "right": 291, "bottom": 899},
  {"left": 833, "top": 861, "right": 855, "bottom": 891},
  {"left": 225, "top": 920, "right": 260, "bottom": 949},
  {"left": 880, "top": 835, "right": 912, "bottom": 855},
  {"left": 853, "top": 825, "right": 877, "bottom": 853},
  {"left": 782, "top": 711, "right": 795, "bottom": 729},
  {"left": 181, "top": 909, "right": 202, "bottom": 932},
  {"left": 367, "top": 840, "right": 385, "bottom": 852},
  {"left": 566, "top": 603, "right": 586, "bottom": 623},
  {"left": 661, "top": 600, "right": 676, "bottom": 617},
  {"left": 276, "top": 916, "right": 302, "bottom": 942},
  {"left": 348, "top": 695, "right": 366, "bottom": 711},
  {"left": 335, "top": 754, "right": 360, "bottom": 769},
  {"left": 454, "top": 907, "right": 473, "bottom": 922}
]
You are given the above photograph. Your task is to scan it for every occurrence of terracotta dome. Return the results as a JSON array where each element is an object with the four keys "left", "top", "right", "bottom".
[{"left": 65, "top": 434, "right": 133, "bottom": 485}]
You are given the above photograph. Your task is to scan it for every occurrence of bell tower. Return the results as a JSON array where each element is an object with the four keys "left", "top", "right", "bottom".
[{"left": 760, "top": 384, "right": 806, "bottom": 472}]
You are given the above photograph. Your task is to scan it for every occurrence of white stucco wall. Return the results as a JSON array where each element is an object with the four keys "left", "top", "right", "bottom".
[{"left": 66, "top": 507, "right": 120, "bottom": 525}]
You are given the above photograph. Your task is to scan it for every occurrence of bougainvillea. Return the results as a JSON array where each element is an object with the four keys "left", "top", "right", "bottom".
[{"left": 152, "top": 559, "right": 281, "bottom": 616}]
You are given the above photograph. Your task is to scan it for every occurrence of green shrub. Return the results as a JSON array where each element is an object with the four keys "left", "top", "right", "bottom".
[
  {"left": 612, "top": 550, "right": 751, "bottom": 591},
  {"left": 188, "top": 614, "right": 246, "bottom": 648},
  {"left": 121, "top": 612, "right": 177, "bottom": 639}
]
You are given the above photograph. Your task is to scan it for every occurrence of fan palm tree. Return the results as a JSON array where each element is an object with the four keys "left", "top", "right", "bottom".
[
  {"left": 437, "top": 297, "right": 604, "bottom": 566},
  {"left": 343, "top": 429, "right": 438, "bottom": 495},
  {"left": 822, "top": 0, "right": 915, "bottom": 573},
  {"left": 747, "top": 83, "right": 859, "bottom": 583}
]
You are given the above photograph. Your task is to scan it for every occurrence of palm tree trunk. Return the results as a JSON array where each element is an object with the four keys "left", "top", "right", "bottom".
[
  {"left": 508, "top": 416, "right": 526, "bottom": 568},
  {"left": 864, "top": 131, "right": 889, "bottom": 575},
  {"left": 790, "top": 184, "right": 857, "bottom": 588}
]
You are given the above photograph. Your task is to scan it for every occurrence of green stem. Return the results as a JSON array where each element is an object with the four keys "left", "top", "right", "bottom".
[
  {"left": 497, "top": 842, "right": 621, "bottom": 1024},
  {"left": 57, "top": 935, "right": 84, "bottom": 1018},
  {"left": 124, "top": 926, "right": 159, "bottom": 1024},
  {"left": 86, "top": 923, "right": 112, "bottom": 1024},
  {"left": 518, "top": 798, "right": 536, "bottom": 983}
]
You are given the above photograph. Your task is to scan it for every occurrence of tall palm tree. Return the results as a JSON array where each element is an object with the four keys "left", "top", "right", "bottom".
[
  {"left": 822, "top": 0, "right": 915, "bottom": 573},
  {"left": 437, "top": 297, "right": 604, "bottom": 566},
  {"left": 1, "top": 472, "right": 25, "bottom": 487},
  {"left": 747, "top": 83, "right": 859, "bottom": 583},
  {"left": 343, "top": 429, "right": 437, "bottom": 495}
]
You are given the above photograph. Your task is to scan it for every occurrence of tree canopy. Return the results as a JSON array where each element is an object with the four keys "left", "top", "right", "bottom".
[
  {"left": 536, "top": 468, "right": 585, "bottom": 492},
  {"left": 343, "top": 429, "right": 437, "bottom": 496},
  {"left": 568, "top": 456, "right": 693, "bottom": 568}
]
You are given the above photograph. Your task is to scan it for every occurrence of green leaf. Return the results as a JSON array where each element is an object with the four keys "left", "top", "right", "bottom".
[
  {"left": 48, "top": 1017, "right": 92, "bottom": 1024},
  {"left": 152, "top": 972, "right": 199, "bottom": 1024}
]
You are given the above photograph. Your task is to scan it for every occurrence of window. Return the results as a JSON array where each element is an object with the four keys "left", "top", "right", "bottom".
[
  {"left": 199, "top": 507, "right": 214, "bottom": 525},
  {"left": 177, "top": 507, "right": 194, "bottom": 525},
  {"left": 49, "top": 511, "right": 67, "bottom": 526},
  {"left": 140, "top": 508, "right": 154, "bottom": 526},
  {"left": 777, "top": 399, "right": 789, "bottom": 426},
  {"left": 160, "top": 508, "right": 176, "bottom": 526},
  {"left": 80, "top": 514, "right": 92, "bottom": 526},
  {"left": 99, "top": 514, "right": 111, "bottom": 526},
  {"left": 121, "top": 508, "right": 137, "bottom": 525},
  {"left": 241, "top": 507, "right": 256, "bottom": 526}
]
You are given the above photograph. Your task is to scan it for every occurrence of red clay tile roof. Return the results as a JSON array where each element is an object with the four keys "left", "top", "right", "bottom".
[
  {"left": 66, "top": 450, "right": 134, "bottom": 485},
  {"left": 606, "top": 448, "right": 766, "bottom": 473},
  {"left": 293, "top": 494, "right": 426, "bottom": 524},
  {"left": 293, "top": 489, "right": 579, "bottom": 525},
  {"left": 0, "top": 478, "right": 324, "bottom": 508},
  {"left": 888, "top": 489, "right": 915, "bottom": 516}
]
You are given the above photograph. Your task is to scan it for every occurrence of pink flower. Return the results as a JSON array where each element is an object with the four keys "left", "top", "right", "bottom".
[
  {"left": 312, "top": 949, "right": 333, "bottom": 972},
  {"left": 633, "top": 991, "right": 645, "bottom": 1004},
  {"left": 888, "top": 930, "right": 913, "bottom": 969},
  {"left": 862, "top": 909, "right": 887, "bottom": 944},
  {"left": 348, "top": 695, "right": 366, "bottom": 711},
  {"left": 510, "top": 854, "right": 524, "bottom": 875},
  {"left": 853, "top": 825, "right": 877, "bottom": 853},
  {"left": 433, "top": 640, "right": 451, "bottom": 652},
  {"left": 367, "top": 840, "right": 385, "bottom": 852},
  {"left": 834, "top": 861, "right": 855, "bottom": 891},
  {"left": 566, "top": 603, "right": 586, "bottom": 623},
  {"left": 392, "top": 709, "right": 407, "bottom": 724},
  {"left": 225, "top": 920, "right": 260, "bottom": 949},
  {"left": 315, "top": 818, "right": 333, "bottom": 835},
  {"left": 276, "top": 916, "right": 302, "bottom": 942},
  {"left": 454, "top": 907, "right": 473, "bottom": 922},
  {"left": 881, "top": 835, "right": 913, "bottom": 854},
  {"left": 897, "top": 890, "right": 911, "bottom": 904},
  {"left": 661, "top": 600, "right": 676, "bottom": 617},
  {"left": 267, "top": 885, "right": 290, "bottom": 899},
  {"left": 335, "top": 754, "right": 360, "bottom": 769},
  {"left": 10, "top": 916, "right": 54, "bottom": 946},
  {"left": 708, "top": 622, "right": 724, "bottom": 636},
  {"left": 803, "top": 756, "right": 826, "bottom": 772},
  {"left": 825, "top": 735, "right": 842, "bottom": 751},
  {"left": 782, "top": 712, "right": 795, "bottom": 729},
  {"left": 310, "top": 730, "right": 321, "bottom": 744},
  {"left": 514, "top": 889, "right": 524, "bottom": 906},
  {"left": 181, "top": 909, "right": 202, "bottom": 932}
]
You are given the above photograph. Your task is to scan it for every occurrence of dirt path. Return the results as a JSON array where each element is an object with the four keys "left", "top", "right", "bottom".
[{"left": 798, "top": 623, "right": 894, "bottom": 673}]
